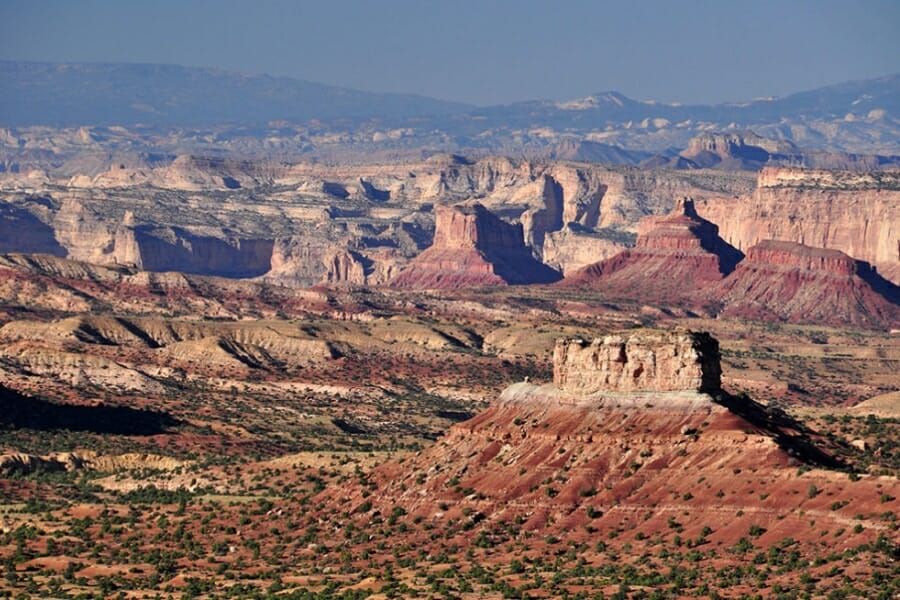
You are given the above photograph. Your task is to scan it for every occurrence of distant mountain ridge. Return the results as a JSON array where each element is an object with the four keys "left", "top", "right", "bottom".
[
  {"left": 1, "top": 61, "right": 898, "bottom": 155},
  {"left": 0, "top": 61, "right": 474, "bottom": 126}
]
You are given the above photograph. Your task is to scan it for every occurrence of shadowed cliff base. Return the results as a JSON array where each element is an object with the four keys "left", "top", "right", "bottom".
[
  {"left": 714, "top": 392, "right": 846, "bottom": 470},
  {"left": 0, "top": 385, "right": 180, "bottom": 435}
]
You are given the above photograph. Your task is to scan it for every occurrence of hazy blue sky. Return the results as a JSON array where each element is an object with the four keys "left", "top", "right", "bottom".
[{"left": 1, "top": 0, "right": 898, "bottom": 106}]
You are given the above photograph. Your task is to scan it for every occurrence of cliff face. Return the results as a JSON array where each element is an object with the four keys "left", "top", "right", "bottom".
[
  {"left": 0, "top": 204, "right": 67, "bottom": 257},
  {"left": 553, "top": 330, "right": 722, "bottom": 396},
  {"left": 391, "top": 203, "right": 561, "bottom": 288},
  {"left": 541, "top": 227, "right": 628, "bottom": 275},
  {"left": 119, "top": 226, "right": 275, "bottom": 277},
  {"left": 708, "top": 240, "right": 900, "bottom": 329},
  {"left": 2, "top": 154, "right": 764, "bottom": 283},
  {"left": 429, "top": 203, "right": 525, "bottom": 251},
  {"left": 561, "top": 198, "right": 743, "bottom": 303},
  {"left": 636, "top": 198, "right": 744, "bottom": 269},
  {"left": 740, "top": 240, "right": 858, "bottom": 274},
  {"left": 519, "top": 175, "right": 564, "bottom": 253},
  {"left": 666, "top": 131, "right": 799, "bottom": 170},
  {"left": 51, "top": 198, "right": 117, "bottom": 264},
  {"left": 699, "top": 167, "right": 900, "bottom": 284}
]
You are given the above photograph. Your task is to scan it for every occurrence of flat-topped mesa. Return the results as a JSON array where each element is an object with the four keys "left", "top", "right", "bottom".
[
  {"left": 553, "top": 330, "right": 722, "bottom": 395},
  {"left": 745, "top": 240, "right": 857, "bottom": 275},
  {"left": 430, "top": 203, "right": 525, "bottom": 251},
  {"left": 758, "top": 166, "right": 900, "bottom": 190},
  {"left": 707, "top": 239, "right": 900, "bottom": 328}
]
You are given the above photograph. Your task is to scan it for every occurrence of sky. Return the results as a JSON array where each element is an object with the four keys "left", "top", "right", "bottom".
[{"left": 1, "top": 0, "right": 898, "bottom": 106}]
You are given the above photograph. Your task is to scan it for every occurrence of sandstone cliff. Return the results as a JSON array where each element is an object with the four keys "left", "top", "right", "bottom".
[
  {"left": 553, "top": 330, "right": 722, "bottom": 396},
  {"left": 1, "top": 154, "right": 763, "bottom": 282},
  {"left": 51, "top": 198, "right": 118, "bottom": 264},
  {"left": 0, "top": 203, "right": 66, "bottom": 257},
  {"left": 541, "top": 226, "right": 629, "bottom": 275},
  {"left": 706, "top": 240, "right": 900, "bottom": 329},
  {"left": 699, "top": 167, "right": 900, "bottom": 284},
  {"left": 561, "top": 198, "right": 743, "bottom": 304},
  {"left": 391, "top": 203, "right": 561, "bottom": 288}
]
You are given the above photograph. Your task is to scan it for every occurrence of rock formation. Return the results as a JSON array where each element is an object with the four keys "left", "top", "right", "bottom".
[
  {"left": 698, "top": 167, "right": 900, "bottom": 284},
  {"left": 1, "top": 153, "right": 765, "bottom": 282},
  {"left": 322, "top": 249, "right": 367, "bottom": 284},
  {"left": 706, "top": 240, "right": 900, "bottom": 329},
  {"left": 519, "top": 175, "right": 563, "bottom": 252},
  {"left": 553, "top": 330, "right": 722, "bottom": 396},
  {"left": 390, "top": 203, "right": 561, "bottom": 288},
  {"left": 561, "top": 198, "right": 743, "bottom": 304},
  {"left": 660, "top": 131, "right": 799, "bottom": 170},
  {"left": 51, "top": 198, "right": 118, "bottom": 265},
  {"left": 541, "top": 226, "right": 629, "bottom": 275},
  {"left": 117, "top": 225, "right": 275, "bottom": 278},
  {"left": 315, "top": 328, "right": 880, "bottom": 578}
]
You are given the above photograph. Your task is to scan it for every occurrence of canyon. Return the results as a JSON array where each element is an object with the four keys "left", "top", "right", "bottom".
[
  {"left": 0, "top": 155, "right": 755, "bottom": 286},
  {"left": 0, "top": 127, "right": 898, "bottom": 597},
  {"left": 1, "top": 157, "right": 897, "bottom": 329}
]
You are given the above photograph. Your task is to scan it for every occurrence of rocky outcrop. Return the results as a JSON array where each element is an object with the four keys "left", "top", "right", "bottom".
[
  {"left": 561, "top": 198, "right": 743, "bottom": 303},
  {"left": 273, "top": 156, "right": 740, "bottom": 235},
  {"left": 663, "top": 131, "right": 799, "bottom": 170},
  {"left": 541, "top": 226, "right": 629, "bottom": 275},
  {"left": 322, "top": 249, "right": 367, "bottom": 284},
  {"left": 0, "top": 345, "right": 166, "bottom": 393},
  {"left": 51, "top": 198, "right": 117, "bottom": 264},
  {"left": 707, "top": 240, "right": 900, "bottom": 329},
  {"left": 316, "top": 326, "right": 882, "bottom": 575},
  {"left": 519, "top": 175, "right": 563, "bottom": 252},
  {"left": 635, "top": 198, "right": 743, "bottom": 266},
  {"left": 0, "top": 451, "right": 183, "bottom": 475},
  {"left": 391, "top": 203, "right": 561, "bottom": 288},
  {"left": 699, "top": 167, "right": 900, "bottom": 284},
  {"left": 553, "top": 330, "right": 722, "bottom": 396},
  {"left": 547, "top": 165, "right": 606, "bottom": 228}
]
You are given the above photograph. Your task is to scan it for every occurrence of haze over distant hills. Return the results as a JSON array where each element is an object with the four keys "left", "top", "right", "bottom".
[
  {"left": 1, "top": 61, "right": 898, "bottom": 156},
  {"left": 0, "top": 61, "right": 473, "bottom": 125}
]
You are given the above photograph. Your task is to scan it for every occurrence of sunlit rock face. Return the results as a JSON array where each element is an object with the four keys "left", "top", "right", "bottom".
[
  {"left": 391, "top": 203, "right": 561, "bottom": 288},
  {"left": 553, "top": 330, "right": 722, "bottom": 396}
]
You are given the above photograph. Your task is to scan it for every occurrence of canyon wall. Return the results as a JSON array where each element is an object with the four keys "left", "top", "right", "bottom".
[{"left": 699, "top": 167, "right": 900, "bottom": 284}]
